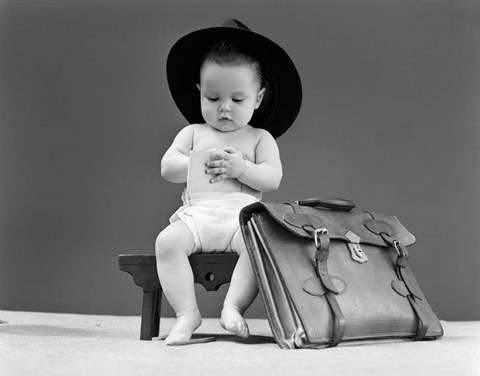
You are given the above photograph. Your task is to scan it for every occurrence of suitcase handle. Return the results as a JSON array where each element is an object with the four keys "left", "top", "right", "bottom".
[{"left": 295, "top": 197, "right": 356, "bottom": 212}]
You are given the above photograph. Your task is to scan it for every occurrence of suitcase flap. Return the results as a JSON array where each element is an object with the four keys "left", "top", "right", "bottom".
[{"left": 241, "top": 201, "right": 416, "bottom": 248}]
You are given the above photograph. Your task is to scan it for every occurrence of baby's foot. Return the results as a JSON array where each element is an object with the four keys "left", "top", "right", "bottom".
[
  {"left": 220, "top": 306, "right": 249, "bottom": 339},
  {"left": 165, "top": 308, "right": 202, "bottom": 345}
]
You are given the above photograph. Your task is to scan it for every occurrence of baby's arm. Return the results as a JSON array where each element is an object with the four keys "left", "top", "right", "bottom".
[
  {"left": 161, "top": 126, "right": 194, "bottom": 183},
  {"left": 239, "top": 132, "right": 282, "bottom": 191},
  {"left": 206, "top": 131, "right": 282, "bottom": 192}
]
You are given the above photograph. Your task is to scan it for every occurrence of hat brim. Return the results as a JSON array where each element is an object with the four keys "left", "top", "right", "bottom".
[{"left": 166, "top": 25, "right": 302, "bottom": 139}]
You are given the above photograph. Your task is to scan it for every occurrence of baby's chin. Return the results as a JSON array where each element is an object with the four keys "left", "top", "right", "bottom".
[{"left": 206, "top": 121, "right": 248, "bottom": 133}]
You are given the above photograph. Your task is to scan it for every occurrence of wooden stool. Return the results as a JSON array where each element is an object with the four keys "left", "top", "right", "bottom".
[{"left": 118, "top": 253, "right": 239, "bottom": 340}]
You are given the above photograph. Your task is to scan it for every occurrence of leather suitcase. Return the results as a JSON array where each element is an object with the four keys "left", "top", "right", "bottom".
[{"left": 240, "top": 198, "right": 444, "bottom": 349}]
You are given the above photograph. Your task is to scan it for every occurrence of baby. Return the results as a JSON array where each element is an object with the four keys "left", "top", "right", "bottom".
[{"left": 156, "top": 19, "right": 302, "bottom": 345}]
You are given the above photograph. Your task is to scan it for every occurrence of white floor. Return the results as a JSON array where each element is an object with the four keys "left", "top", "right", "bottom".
[{"left": 0, "top": 310, "right": 479, "bottom": 376}]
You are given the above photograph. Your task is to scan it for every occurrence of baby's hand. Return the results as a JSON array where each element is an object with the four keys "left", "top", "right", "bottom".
[{"left": 205, "top": 147, "right": 246, "bottom": 183}]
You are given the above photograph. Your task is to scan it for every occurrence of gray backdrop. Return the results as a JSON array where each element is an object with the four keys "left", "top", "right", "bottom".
[{"left": 1, "top": 0, "right": 479, "bottom": 320}]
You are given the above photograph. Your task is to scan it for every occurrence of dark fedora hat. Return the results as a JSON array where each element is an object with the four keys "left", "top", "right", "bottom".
[{"left": 166, "top": 18, "right": 302, "bottom": 139}]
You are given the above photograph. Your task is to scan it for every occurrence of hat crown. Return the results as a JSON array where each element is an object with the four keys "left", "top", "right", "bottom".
[{"left": 221, "top": 18, "right": 251, "bottom": 31}]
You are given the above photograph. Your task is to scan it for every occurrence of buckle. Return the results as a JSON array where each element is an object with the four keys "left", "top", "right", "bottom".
[
  {"left": 314, "top": 228, "right": 329, "bottom": 249},
  {"left": 393, "top": 240, "right": 408, "bottom": 258}
]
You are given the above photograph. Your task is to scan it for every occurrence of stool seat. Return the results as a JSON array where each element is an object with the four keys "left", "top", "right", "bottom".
[{"left": 118, "top": 253, "right": 239, "bottom": 340}]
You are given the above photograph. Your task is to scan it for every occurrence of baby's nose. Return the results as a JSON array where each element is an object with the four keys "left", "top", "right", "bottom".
[{"left": 219, "top": 100, "right": 231, "bottom": 112}]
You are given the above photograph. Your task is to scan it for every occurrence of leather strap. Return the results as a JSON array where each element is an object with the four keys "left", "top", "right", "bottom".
[
  {"left": 324, "top": 292, "right": 347, "bottom": 346},
  {"left": 407, "top": 295, "right": 429, "bottom": 340},
  {"left": 292, "top": 202, "right": 347, "bottom": 346},
  {"left": 392, "top": 241, "right": 428, "bottom": 340},
  {"left": 367, "top": 212, "right": 429, "bottom": 340},
  {"left": 387, "top": 236, "right": 429, "bottom": 340},
  {"left": 314, "top": 229, "right": 346, "bottom": 347}
]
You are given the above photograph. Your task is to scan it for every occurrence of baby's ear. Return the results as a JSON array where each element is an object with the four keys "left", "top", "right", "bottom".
[
  {"left": 196, "top": 83, "right": 201, "bottom": 91},
  {"left": 255, "top": 87, "right": 266, "bottom": 109}
]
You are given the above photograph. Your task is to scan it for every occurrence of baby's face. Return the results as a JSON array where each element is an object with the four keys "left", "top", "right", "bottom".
[{"left": 197, "top": 61, "right": 265, "bottom": 133}]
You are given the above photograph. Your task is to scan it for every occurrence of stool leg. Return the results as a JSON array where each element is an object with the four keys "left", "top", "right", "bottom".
[
  {"left": 140, "top": 290, "right": 158, "bottom": 341},
  {"left": 152, "top": 290, "right": 162, "bottom": 338}
]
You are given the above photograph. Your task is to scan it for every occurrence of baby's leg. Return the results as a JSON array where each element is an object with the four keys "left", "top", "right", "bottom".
[
  {"left": 155, "top": 221, "right": 200, "bottom": 345},
  {"left": 221, "top": 233, "right": 258, "bottom": 338}
]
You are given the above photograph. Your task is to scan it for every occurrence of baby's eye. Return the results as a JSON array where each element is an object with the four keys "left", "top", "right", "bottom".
[
  {"left": 232, "top": 98, "right": 245, "bottom": 103},
  {"left": 206, "top": 97, "right": 218, "bottom": 102}
]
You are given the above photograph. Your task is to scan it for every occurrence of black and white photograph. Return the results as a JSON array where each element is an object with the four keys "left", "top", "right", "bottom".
[{"left": 1, "top": 0, "right": 479, "bottom": 375}]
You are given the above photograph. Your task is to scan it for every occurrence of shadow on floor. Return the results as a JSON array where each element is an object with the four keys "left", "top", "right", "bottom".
[
  {"left": 0, "top": 323, "right": 276, "bottom": 344},
  {"left": 154, "top": 332, "right": 276, "bottom": 345}
]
